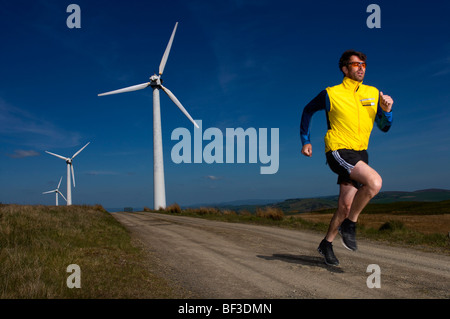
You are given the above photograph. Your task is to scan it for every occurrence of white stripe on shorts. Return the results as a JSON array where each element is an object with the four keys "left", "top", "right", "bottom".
[{"left": 332, "top": 150, "right": 354, "bottom": 174}]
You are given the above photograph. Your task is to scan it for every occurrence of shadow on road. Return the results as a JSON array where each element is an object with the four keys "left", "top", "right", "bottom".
[{"left": 257, "top": 254, "right": 344, "bottom": 273}]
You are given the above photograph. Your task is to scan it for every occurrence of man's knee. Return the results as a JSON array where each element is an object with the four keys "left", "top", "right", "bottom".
[
  {"left": 350, "top": 162, "right": 383, "bottom": 198},
  {"left": 367, "top": 175, "right": 382, "bottom": 198},
  {"left": 338, "top": 201, "right": 352, "bottom": 215}
]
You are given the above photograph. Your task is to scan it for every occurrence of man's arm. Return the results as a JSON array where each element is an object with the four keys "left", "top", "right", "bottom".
[{"left": 300, "top": 90, "right": 328, "bottom": 156}]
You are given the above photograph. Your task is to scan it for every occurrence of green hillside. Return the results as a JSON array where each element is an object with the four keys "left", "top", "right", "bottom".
[
  {"left": 313, "top": 200, "right": 450, "bottom": 216},
  {"left": 272, "top": 189, "right": 450, "bottom": 214}
]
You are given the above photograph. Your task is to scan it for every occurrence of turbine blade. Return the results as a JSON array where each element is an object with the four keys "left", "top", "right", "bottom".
[
  {"left": 43, "top": 190, "right": 55, "bottom": 194},
  {"left": 71, "top": 165, "right": 76, "bottom": 188},
  {"left": 57, "top": 176, "right": 63, "bottom": 189},
  {"left": 45, "top": 151, "right": 68, "bottom": 161},
  {"left": 98, "top": 82, "right": 151, "bottom": 96},
  {"left": 159, "top": 22, "right": 178, "bottom": 75},
  {"left": 161, "top": 85, "right": 199, "bottom": 128},
  {"left": 72, "top": 142, "right": 90, "bottom": 159},
  {"left": 58, "top": 191, "right": 67, "bottom": 202}
]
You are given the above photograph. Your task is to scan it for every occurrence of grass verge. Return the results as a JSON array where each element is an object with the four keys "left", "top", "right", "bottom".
[{"left": 0, "top": 204, "right": 183, "bottom": 298}]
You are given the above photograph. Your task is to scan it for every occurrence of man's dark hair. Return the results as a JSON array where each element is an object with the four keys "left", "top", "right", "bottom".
[{"left": 339, "top": 50, "right": 367, "bottom": 75}]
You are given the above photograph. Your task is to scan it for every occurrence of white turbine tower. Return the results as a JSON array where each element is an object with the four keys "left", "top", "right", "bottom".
[
  {"left": 45, "top": 142, "right": 90, "bottom": 206},
  {"left": 42, "top": 176, "right": 67, "bottom": 206},
  {"left": 98, "top": 22, "right": 199, "bottom": 210}
]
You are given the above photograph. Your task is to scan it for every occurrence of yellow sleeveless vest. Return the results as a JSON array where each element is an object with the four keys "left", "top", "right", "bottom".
[{"left": 325, "top": 77, "right": 379, "bottom": 152}]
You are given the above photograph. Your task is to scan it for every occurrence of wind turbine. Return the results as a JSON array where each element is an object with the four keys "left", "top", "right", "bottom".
[
  {"left": 42, "top": 176, "right": 67, "bottom": 206},
  {"left": 45, "top": 142, "right": 90, "bottom": 206},
  {"left": 98, "top": 22, "right": 199, "bottom": 210}
]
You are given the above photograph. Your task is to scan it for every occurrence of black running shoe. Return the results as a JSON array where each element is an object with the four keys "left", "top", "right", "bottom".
[
  {"left": 339, "top": 218, "right": 357, "bottom": 251},
  {"left": 317, "top": 239, "right": 339, "bottom": 266}
]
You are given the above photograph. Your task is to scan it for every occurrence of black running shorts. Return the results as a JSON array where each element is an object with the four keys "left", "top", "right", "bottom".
[{"left": 326, "top": 149, "right": 368, "bottom": 189}]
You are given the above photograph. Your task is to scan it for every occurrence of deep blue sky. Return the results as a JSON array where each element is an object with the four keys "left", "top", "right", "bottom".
[{"left": 1, "top": 0, "right": 449, "bottom": 209}]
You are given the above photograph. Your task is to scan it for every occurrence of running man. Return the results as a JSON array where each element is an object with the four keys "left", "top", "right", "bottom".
[{"left": 300, "top": 50, "right": 394, "bottom": 266}]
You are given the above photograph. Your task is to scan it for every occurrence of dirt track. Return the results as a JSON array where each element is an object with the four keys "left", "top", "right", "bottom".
[{"left": 112, "top": 212, "right": 450, "bottom": 299}]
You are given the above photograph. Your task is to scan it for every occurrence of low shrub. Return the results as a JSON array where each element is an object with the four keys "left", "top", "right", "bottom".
[
  {"left": 167, "top": 203, "right": 182, "bottom": 214},
  {"left": 379, "top": 220, "right": 405, "bottom": 232},
  {"left": 255, "top": 207, "right": 284, "bottom": 221}
]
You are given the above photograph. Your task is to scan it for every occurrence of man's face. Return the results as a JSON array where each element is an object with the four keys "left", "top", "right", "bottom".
[{"left": 342, "top": 55, "right": 366, "bottom": 82}]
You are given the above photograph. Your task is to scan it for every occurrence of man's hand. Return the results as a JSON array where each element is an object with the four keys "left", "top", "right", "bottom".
[
  {"left": 301, "top": 144, "right": 312, "bottom": 157},
  {"left": 380, "top": 91, "right": 394, "bottom": 112}
]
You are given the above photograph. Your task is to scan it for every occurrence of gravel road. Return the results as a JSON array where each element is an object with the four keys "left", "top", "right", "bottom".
[{"left": 112, "top": 212, "right": 449, "bottom": 299}]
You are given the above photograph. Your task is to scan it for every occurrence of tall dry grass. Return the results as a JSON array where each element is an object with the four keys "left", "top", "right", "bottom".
[
  {"left": 0, "top": 204, "right": 180, "bottom": 298},
  {"left": 255, "top": 207, "right": 285, "bottom": 221},
  {"left": 166, "top": 203, "right": 182, "bottom": 214}
]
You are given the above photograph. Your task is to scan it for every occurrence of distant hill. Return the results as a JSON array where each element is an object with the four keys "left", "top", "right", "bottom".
[
  {"left": 190, "top": 189, "right": 450, "bottom": 214},
  {"left": 370, "top": 189, "right": 450, "bottom": 203},
  {"left": 274, "top": 189, "right": 450, "bottom": 214},
  {"left": 271, "top": 197, "right": 336, "bottom": 214}
]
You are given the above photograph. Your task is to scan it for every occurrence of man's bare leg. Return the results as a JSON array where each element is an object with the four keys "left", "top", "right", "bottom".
[
  {"left": 347, "top": 161, "right": 382, "bottom": 222},
  {"left": 318, "top": 183, "right": 358, "bottom": 266},
  {"left": 325, "top": 182, "right": 357, "bottom": 243},
  {"left": 336, "top": 161, "right": 382, "bottom": 251}
]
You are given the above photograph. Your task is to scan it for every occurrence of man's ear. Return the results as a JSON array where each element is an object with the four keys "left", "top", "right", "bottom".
[{"left": 342, "top": 66, "right": 349, "bottom": 77}]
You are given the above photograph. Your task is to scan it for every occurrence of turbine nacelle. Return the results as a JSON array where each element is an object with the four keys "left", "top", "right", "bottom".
[{"left": 150, "top": 74, "right": 162, "bottom": 87}]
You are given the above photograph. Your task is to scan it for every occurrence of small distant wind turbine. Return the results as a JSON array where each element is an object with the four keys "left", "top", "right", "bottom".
[
  {"left": 98, "top": 22, "right": 199, "bottom": 210},
  {"left": 43, "top": 176, "right": 67, "bottom": 206},
  {"left": 45, "top": 142, "right": 90, "bottom": 206}
]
